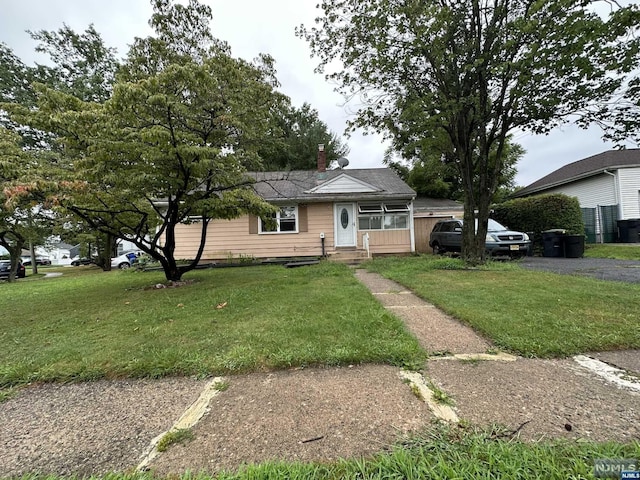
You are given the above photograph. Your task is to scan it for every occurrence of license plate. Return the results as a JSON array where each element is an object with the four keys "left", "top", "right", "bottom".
[{"left": 509, "top": 245, "right": 520, "bottom": 251}]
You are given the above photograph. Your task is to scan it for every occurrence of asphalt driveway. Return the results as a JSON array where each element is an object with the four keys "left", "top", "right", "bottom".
[{"left": 519, "top": 256, "right": 640, "bottom": 283}]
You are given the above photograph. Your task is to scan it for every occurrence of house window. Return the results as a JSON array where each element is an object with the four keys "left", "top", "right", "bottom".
[
  {"left": 260, "top": 206, "right": 298, "bottom": 234},
  {"left": 358, "top": 202, "right": 410, "bottom": 231}
]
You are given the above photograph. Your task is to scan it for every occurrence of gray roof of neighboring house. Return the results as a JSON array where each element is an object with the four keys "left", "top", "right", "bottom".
[
  {"left": 250, "top": 168, "right": 415, "bottom": 202},
  {"left": 514, "top": 149, "right": 640, "bottom": 197},
  {"left": 52, "top": 242, "right": 76, "bottom": 250}
]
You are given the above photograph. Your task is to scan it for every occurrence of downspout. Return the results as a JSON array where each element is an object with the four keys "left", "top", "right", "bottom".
[
  {"left": 409, "top": 199, "right": 416, "bottom": 253},
  {"left": 603, "top": 169, "right": 623, "bottom": 219}
]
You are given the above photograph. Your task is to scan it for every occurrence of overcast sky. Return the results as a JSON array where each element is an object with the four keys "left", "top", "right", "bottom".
[{"left": 0, "top": 0, "right": 636, "bottom": 187}]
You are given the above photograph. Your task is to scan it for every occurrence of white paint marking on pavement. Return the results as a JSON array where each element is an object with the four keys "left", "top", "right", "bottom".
[
  {"left": 432, "top": 352, "right": 518, "bottom": 362},
  {"left": 399, "top": 371, "right": 459, "bottom": 423},
  {"left": 136, "top": 377, "right": 226, "bottom": 471},
  {"left": 573, "top": 355, "right": 640, "bottom": 393}
]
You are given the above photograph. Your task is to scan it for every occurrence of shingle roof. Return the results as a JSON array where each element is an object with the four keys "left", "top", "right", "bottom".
[
  {"left": 514, "top": 149, "right": 640, "bottom": 197},
  {"left": 53, "top": 242, "right": 76, "bottom": 250},
  {"left": 250, "top": 168, "right": 415, "bottom": 202},
  {"left": 413, "top": 197, "right": 463, "bottom": 212}
]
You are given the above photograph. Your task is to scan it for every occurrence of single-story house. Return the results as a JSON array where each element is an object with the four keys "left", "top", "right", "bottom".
[
  {"left": 412, "top": 197, "right": 464, "bottom": 253},
  {"left": 172, "top": 147, "right": 417, "bottom": 261},
  {"left": 513, "top": 149, "right": 640, "bottom": 242}
]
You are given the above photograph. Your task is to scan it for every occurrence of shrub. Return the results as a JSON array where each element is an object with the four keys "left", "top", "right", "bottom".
[{"left": 492, "top": 194, "right": 584, "bottom": 250}]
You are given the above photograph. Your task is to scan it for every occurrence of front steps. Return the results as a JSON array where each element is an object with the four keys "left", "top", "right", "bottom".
[{"left": 327, "top": 249, "right": 370, "bottom": 265}]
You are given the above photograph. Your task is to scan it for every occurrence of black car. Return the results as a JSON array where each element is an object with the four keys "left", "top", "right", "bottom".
[
  {"left": 71, "top": 256, "right": 94, "bottom": 266},
  {"left": 429, "top": 218, "right": 531, "bottom": 257},
  {"left": 0, "top": 260, "right": 26, "bottom": 279}
]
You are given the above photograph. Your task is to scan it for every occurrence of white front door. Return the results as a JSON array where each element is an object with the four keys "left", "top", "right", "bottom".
[{"left": 335, "top": 203, "right": 356, "bottom": 247}]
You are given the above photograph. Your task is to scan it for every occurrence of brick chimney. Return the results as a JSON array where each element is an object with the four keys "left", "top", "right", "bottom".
[{"left": 317, "top": 144, "right": 326, "bottom": 173}]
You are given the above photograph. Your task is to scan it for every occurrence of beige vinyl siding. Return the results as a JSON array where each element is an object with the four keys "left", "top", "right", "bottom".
[
  {"left": 173, "top": 203, "right": 334, "bottom": 260},
  {"left": 414, "top": 215, "right": 456, "bottom": 253},
  {"left": 361, "top": 229, "right": 412, "bottom": 255},
  {"left": 173, "top": 201, "right": 414, "bottom": 260}
]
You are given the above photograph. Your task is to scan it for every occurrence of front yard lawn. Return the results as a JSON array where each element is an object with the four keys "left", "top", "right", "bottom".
[
  {"left": 365, "top": 256, "right": 640, "bottom": 357},
  {"left": 584, "top": 243, "right": 640, "bottom": 260},
  {"left": 0, "top": 262, "right": 425, "bottom": 388}
]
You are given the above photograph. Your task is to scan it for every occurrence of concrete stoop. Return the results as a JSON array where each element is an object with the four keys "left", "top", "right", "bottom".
[{"left": 327, "top": 249, "right": 370, "bottom": 265}]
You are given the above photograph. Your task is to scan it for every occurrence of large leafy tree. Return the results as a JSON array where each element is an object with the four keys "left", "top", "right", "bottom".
[
  {"left": 29, "top": 24, "right": 118, "bottom": 104},
  {"left": 386, "top": 135, "right": 524, "bottom": 203},
  {"left": 0, "top": 43, "right": 42, "bottom": 148},
  {"left": 1, "top": 25, "right": 120, "bottom": 270},
  {"left": 300, "top": 0, "right": 640, "bottom": 264},
  {"left": 259, "top": 102, "right": 349, "bottom": 171},
  {"left": 6, "top": 0, "right": 280, "bottom": 282},
  {"left": 0, "top": 127, "right": 29, "bottom": 280}
]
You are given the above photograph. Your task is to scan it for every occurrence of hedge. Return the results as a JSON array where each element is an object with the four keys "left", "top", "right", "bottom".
[{"left": 492, "top": 194, "right": 584, "bottom": 250}]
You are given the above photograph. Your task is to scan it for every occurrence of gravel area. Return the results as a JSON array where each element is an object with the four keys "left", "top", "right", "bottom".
[
  {"left": 0, "top": 378, "right": 203, "bottom": 477},
  {"left": 1, "top": 268, "right": 639, "bottom": 477},
  {"left": 519, "top": 256, "right": 640, "bottom": 283}
]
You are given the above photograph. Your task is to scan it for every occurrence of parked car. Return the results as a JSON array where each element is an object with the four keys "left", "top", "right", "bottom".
[
  {"left": 70, "top": 256, "right": 95, "bottom": 266},
  {"left": 0, "top": 260, "right": 26, "bottom": 279},
  {"left": 111, "top": 251, "right": 141, "bottom": 269},
  {"left": 429, "top": 218, "right": 531, "bottom": 257},
  {"left": 21, "top": 256, "right": 52, "bottom": 266}
]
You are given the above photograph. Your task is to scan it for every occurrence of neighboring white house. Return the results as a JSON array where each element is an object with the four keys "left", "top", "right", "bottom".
[
  {"left": 47, "top": 242, "right": 80, "bottom": 266},
  {"left": 513, "top": 149, "right": 640, "bottom": 242}
]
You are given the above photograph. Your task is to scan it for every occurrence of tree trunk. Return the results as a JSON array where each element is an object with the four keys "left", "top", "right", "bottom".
[
  {"left": 96, "top": 232, "right": 113, "bottom": 271},
  {"left": 165, "top": 266, "right": 183, "bottom": 282},
  {"left": 0, "top": 238, "right": 25, "bottom": 282},
  {"left": 29, "top": 240, "right": 38, "bottom": 275},
  {"left": 461, "top": 200, "right": 485, "bottom": 265}
]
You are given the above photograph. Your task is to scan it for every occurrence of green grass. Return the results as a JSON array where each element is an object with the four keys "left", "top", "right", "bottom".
[
  {"left": 156, "top": 428, "right": 194, "bottom": 452},
  {"left": 584, "top": 243, "right": 640, "bottom": 260},
  {"left": 16, "top": 424, "right": 639, "bottom": 479},
  {"left": 365, "top": 256, "right": 640, "bottom": 357},
  {"left": 0, "top": 262, "right": 425, "bottom": 388}
]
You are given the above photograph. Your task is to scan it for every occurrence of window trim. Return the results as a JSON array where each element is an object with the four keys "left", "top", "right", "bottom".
[
  {"left": 384, "top": 203, "right": 410, "bottom": 212},
  {"left": 358, "top": 203, "right": 383, "bottom": 214},
  {"left": 357, "top": 202, "right": 410, "bottom": 231},
  {"left": 259, "top": 205, "right": 299, "bottom": 234}
]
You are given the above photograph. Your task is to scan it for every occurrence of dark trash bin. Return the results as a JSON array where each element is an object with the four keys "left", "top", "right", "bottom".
[
  {"left": 563, "top": 235, "right": 585, "bottom": 258},
  {"left": 542, "top": 229, "right": 566, "bottom": 257},
  {"left": 617, "top": 219, "right": 640, "bottom": 243},
  {"left": 526, "top": 232, "right": 535, "bottom": 256}
]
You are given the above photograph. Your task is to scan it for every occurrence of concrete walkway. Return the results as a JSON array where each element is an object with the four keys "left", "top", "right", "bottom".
[
  {"left": 354, "top": 270, "right": 493, "bottom": 355},
  {"left": 1, "top": 269, "right": 639, "bottom": 477},
  {"left": 355, "top": 269, "right": 640, "bottom": 443}
]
